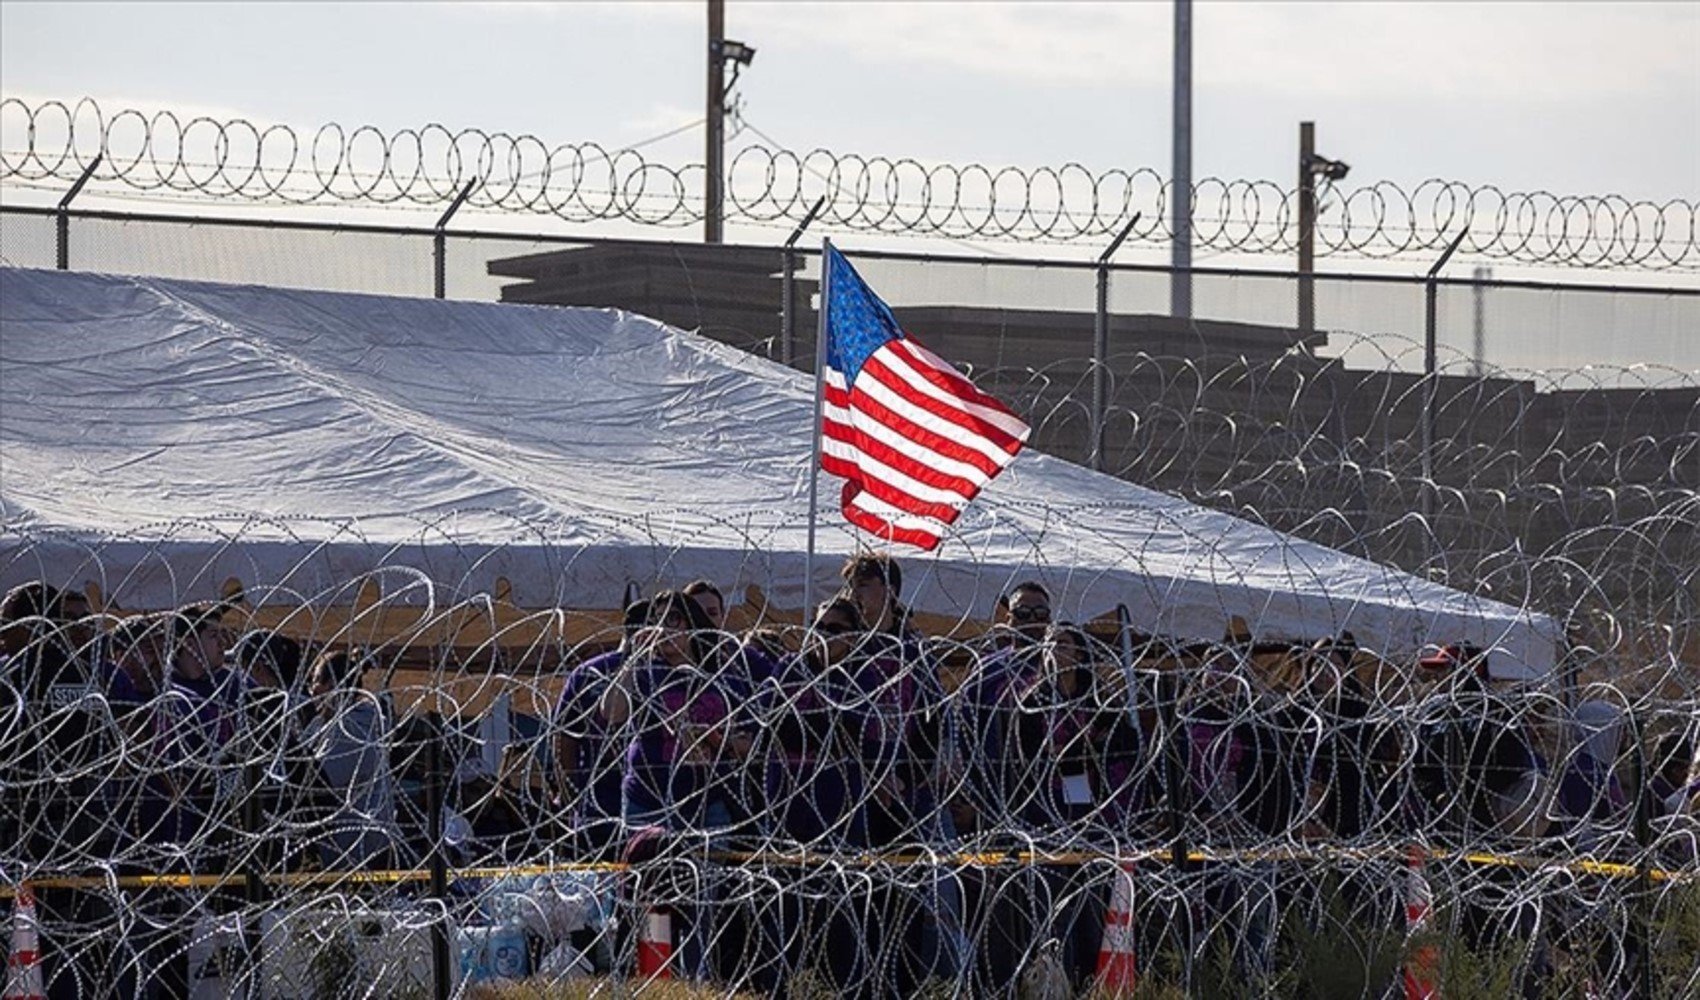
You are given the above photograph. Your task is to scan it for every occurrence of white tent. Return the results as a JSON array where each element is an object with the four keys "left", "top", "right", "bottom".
[{"left": 0, "top": 267, "right": 1560, "bottom": 675}]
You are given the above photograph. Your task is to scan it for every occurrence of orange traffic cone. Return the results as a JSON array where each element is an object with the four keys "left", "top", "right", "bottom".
[
  {"left": 636, "top": 907, "right": 673, "bottom": 980},
  {"left": 1095, "top": 861, "right": 1138, "bottom": 994},
  {"left": 5, "top": 885, "right": 46, "bottom": 1000},
  {"left": 1403, "top": 846, "right": 1438, "bottom": 1000}
]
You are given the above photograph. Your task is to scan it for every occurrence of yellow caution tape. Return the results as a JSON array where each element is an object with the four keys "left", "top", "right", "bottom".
[{"left": 2, "top": 844, "right": 1689, "bottom": 898}]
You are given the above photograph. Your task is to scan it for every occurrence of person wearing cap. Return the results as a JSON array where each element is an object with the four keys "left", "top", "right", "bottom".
[
  {"left": 954, "top": 581, "right": 1055, "bottom": 834},
  {"left": 1411, "top": 642, "right": 1543, "bottom": 842}
]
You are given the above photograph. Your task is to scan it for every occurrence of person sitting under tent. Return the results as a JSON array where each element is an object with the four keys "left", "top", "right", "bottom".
[
  {"left": 1410, "top": 642, "right": 1551, "bottom": 996},
  {"left": 1410, "top": 643, "right": 1546, "bottom": 844}
]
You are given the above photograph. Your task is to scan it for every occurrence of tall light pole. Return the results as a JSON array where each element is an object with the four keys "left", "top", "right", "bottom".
[{"left": 1170, "top": 0, "right": 1192, "bottom": 319}]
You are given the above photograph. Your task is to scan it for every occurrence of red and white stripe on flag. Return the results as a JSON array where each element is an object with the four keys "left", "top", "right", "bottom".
[{"left": 822, "top": 336, "right": 1029, "bottom": 550}]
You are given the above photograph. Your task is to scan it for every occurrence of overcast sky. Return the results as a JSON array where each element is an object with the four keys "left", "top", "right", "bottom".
[
  {"left": 2, "top": 0, "right": 1697, "bottom": 285},
  {"left": 4, "top": 2, "right": 1695, "bottom": 194}
]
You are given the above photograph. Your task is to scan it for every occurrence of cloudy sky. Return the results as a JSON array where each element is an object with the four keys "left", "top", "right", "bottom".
[
  {"left": 4, "top": 2, "right": 1694, "bottom": 196},
  {"left": 1, "top": 4, "right": 1694, "bottom": 369},
  {"left": 1, "top": 0, "right": 1696, "bottom": 299}
]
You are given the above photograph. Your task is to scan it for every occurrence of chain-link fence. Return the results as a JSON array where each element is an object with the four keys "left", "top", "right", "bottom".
[{"left": 2, "top": 204, "right": 1698, "bottom": 998}]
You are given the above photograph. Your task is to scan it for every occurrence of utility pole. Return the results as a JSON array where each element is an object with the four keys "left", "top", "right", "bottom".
[
  {"left": 706, "top": 0, "right": 725, "bottom": 244},
  {"left": 1170, "top": 0, "right": 1192, "bottom": 319}
]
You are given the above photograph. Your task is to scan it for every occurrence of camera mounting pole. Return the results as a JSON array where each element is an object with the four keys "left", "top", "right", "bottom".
[
  {"left": 706, "top": 0, "right": 725, "bottom": 244},
  {"left": 1297, "top": 122, "right": 1350, "bottom": 339},
  {"left": 1297, "top": 121, "right": 1317, "bottom": 337}
]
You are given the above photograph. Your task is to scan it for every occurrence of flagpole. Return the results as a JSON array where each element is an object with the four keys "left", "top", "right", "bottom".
[{"left": 804, "top": 237, "right": 833, "bottom": 619}]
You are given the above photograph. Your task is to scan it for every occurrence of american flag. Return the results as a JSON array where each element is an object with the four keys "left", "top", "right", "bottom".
[{"left": 818, "top": 244, "right": 1030, "bottom": 550}]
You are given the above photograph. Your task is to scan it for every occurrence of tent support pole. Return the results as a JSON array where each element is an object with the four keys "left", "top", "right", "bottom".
[{"left": 427, "top": 722, "right": 452, "bottom": 1000}]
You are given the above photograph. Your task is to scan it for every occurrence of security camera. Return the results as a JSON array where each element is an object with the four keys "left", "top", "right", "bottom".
[
  {"left": 1306, "top": 154, "right": 1350, "bottom": 182},
  {"left": 715, "top": 39, "right": 756, "bottom": 66}
]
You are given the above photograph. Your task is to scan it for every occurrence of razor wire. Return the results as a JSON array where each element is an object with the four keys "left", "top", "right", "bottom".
[
  {"left": 2, "top": 330, "right": 1699, "bottom": 997},
  {"left": 3, "top": 97, "right": 1695, "bottom": 271},
  {"left": 0, "top": 562, "right": 1695, "bottom": 999}
]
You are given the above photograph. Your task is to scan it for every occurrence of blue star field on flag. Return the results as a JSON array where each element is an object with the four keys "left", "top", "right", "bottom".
[{"left": 823, "top": 245, "right": 905, "bottom": 388}]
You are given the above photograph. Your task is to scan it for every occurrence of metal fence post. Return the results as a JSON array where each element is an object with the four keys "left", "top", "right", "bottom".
[
  {"left": 1162, "top": 666, "right": 1190, "bottom": 873},
  {"left": 55, "top": 155, "right": 103, "bottom": 271},
  {"left": 426, "top": 718, "right": 452, "bottom": 1000},
  {"left": 1421, "top": 228, "right": 1469, "bottom": 562},
  {"left": 1091, "top": 213, "right": 1141, "bottom": 472},
  {"left": 243, "top": 758, "right": 264, "bottom": 906},
  {"left": 780, "top": 197, "right": 826, "bottom": 367},
  {"left": 433, "top": 181, "right": 478, "bottom": 300}
]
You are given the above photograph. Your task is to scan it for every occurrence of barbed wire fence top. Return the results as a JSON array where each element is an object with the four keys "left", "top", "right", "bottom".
[{"left": 3, "top": 96, "right": 1697, "bottom": 271}]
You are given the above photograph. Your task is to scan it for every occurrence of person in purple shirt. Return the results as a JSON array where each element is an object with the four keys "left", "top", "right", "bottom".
[
  {"left": 105, "top": 606, "right": 246, "bottom": 1000},
  {"left": 553, "top": 600, "right": 647, "bottom": 857},
  {"left": 604, "top": 591, "right": 754, "bottom": 983},
  {"left": 753, "top": 598, "right": 871, "bottom": 996},
  {"left": 1009, "top": 624, "right": 1141, "bottom": 835},
  {"left": 760, "top": 597, "right": 868, "bottom": 848},
  {"left": 603, "top": 590, "right": 752, "bottom": 833},
  {"left": 685, "top": 576, "right": 783, "bottom": 709},
  {"left": 954, "top": 581, "right": 1054, "bottom": 837},
  {"left": 835, "top": 584, "right": 957, "bottom": 996},
  {"left": 108, "top": 606, "right": 248, "bottom": 859}
]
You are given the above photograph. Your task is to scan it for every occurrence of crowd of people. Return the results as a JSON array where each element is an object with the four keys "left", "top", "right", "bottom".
[{"left": 2, "top": 556, "right": 1698, "bottom": 997}]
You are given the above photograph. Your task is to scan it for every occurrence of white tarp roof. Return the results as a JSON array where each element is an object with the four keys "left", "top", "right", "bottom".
[{"left": 0, "top": 267, "right": 1560, "bottom": 675}]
